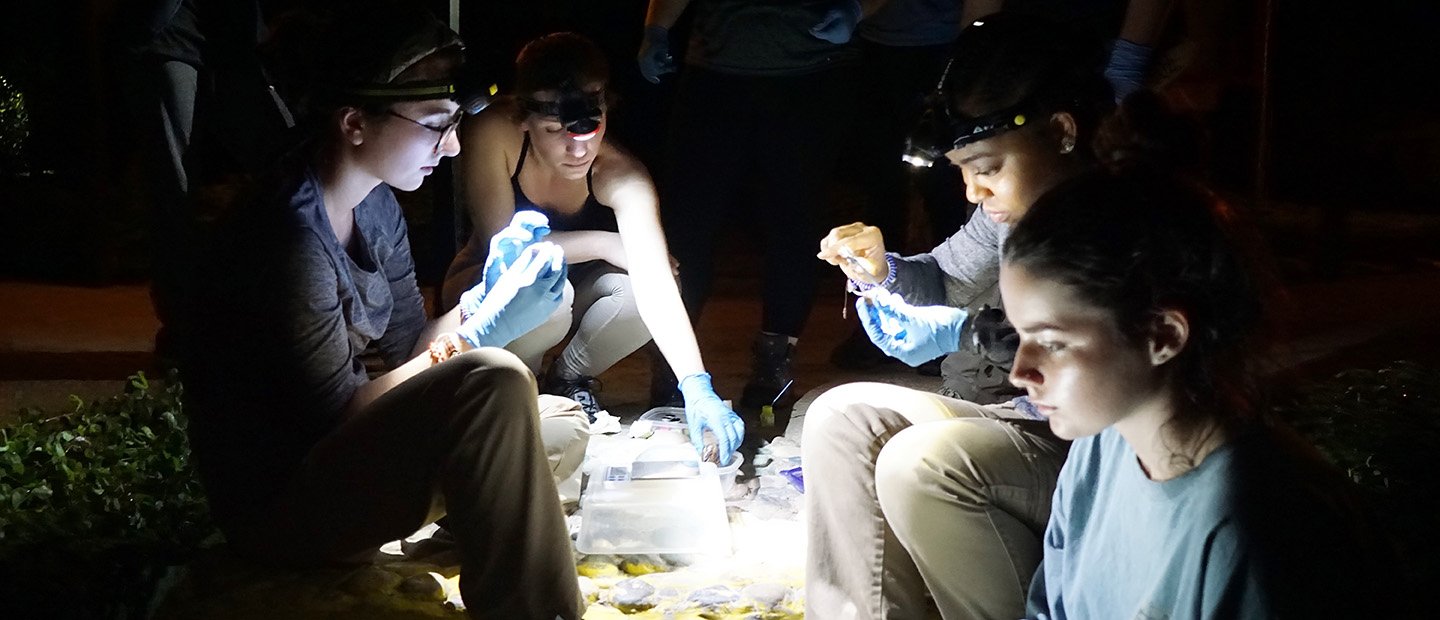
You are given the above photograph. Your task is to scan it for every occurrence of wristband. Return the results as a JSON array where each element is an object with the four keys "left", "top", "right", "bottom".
[{"left": 847, "top": 254, "right": 899, "bottom": 293}]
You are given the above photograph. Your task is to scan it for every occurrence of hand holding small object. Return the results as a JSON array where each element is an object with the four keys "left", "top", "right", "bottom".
[
  {"left": 472, "top": 210, "right": 552, "bottom": 299},
  {"left": 678, "top": 372, "right": 743, "bottom": 466},
  {"left": 856, "top": 289, "right": 968, "bottom": 367},
  {"left": 455, "top": 242, "right": 567, "bottom": 348},
  {"left": 817, "top": 222, "right": 889, "bottom": 284}
]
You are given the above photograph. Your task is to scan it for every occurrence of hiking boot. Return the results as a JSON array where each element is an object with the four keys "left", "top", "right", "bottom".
[
  {"left": 543, "top": 373, "right": 606, "bottom": 423},
  {"left": 740, "top": 332, "right": 797, "bottom": 411}
]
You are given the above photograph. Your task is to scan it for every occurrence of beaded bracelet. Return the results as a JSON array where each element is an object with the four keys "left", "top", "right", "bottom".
[
  {"left": 847, "top": 254, "right": 898, "bottom": 293},
  {"left": 428, "top": 333, "right": 465, "bottom": 365}
]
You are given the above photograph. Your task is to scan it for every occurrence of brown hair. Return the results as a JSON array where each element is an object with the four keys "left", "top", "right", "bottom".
[{"left": 511, "top": 32, "right": 611, "bottom": 121}]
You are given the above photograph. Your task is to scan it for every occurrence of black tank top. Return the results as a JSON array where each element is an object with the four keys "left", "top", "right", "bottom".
[{"left": 511, "top": 134, "right": 618, "bottom": 232}]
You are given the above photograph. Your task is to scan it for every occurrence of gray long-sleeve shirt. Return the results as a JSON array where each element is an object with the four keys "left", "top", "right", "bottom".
[
  {"left": 883, "top": 211, "right": 1023, "bottom": 404},
  {"left": 887, "top": 208, "right": 1009, "bottom": 308},
  {"left": 183, "top": 168, "right": 426, "bottom": 520}
]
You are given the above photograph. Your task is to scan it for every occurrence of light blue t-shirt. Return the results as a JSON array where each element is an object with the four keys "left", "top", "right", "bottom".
[{"left": 1026, "top": 427, "right": 1269, "bottom": 619}]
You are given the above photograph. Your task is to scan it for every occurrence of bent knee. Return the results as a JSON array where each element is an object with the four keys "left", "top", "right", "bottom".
[
  {"left": 449, "top": 348, "right": 535, "bottom": 388},
  {"left": 802, "top": 382, "right": 907, "bottom": 448},
  {"left": 876, "top": 423, "right": 988, "bottom": 509}
]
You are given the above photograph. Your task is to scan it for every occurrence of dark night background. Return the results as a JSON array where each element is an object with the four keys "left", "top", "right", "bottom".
[
  {"left": 2, "top": 2, "right": 1440, "bottom": 617},
  {"left": 2, "top": 0, "right": 1439, "bottom": 285}
]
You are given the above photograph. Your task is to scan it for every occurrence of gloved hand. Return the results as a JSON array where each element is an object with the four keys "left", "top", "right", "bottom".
[
  {"left": 856, "top": 289, "right": 968, "bottom": 367},
  {"left": 678, "top": 372, "right": 744, "bottom": 466},
  {"left": 455, "top": 242, "right": 567, "bottom": 348},
  {"left": 809, "top": 0, "right": 863, "bottom": 45},
  {"left": 637, "top": 25, "right": 677, "bottom": 84},
  {"left": 1104, "top": 38, "right": 1154, "bottom": 102},
  {"left": 473, "top": 210, "right": 551, "bottom": 299}
]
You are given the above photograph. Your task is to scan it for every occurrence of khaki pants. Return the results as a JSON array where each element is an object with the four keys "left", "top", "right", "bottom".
[
  {"left": 225, "top": 349, "right": 587, "bottom": 620},
  {"left": 803, "top": 382, "right": 1067, "bottom": 620}
]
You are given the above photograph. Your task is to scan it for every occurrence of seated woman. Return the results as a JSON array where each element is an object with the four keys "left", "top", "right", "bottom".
[
  {"left": 178, "top": 5, "right": 587, "bottom": 618},
  {"left": 805, "top": 14, "right": 1115, "bottom": 618},
  {"left": 444, "top": 33, "right": 742, "bottom": 459},
  {"left": 1005, "top": 172, "right": 1393, "bottom": 618}
]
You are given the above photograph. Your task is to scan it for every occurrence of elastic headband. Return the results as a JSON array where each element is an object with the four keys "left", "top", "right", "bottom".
[
  {"left": 343, "top": 79, "right": 457, "bottom": 102},
  {"left": 518, "top": 85, "right": 604, "bottom": 136},
  {"left": 949, "top": 101, "right": 1041, "bottom": 149}
]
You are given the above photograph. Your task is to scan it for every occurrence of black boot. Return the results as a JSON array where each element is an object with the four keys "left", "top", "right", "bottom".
[{"left": 740, "top": 332, "right": 797, "bottom": 411}]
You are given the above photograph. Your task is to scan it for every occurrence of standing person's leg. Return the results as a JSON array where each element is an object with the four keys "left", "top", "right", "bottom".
[
  {"left": 143, "top": 58, "right": 200, "bottom": 360},
  {"left": 742, "top": 67, "right": 855, "bottom": 407},
  {"left": 225, "top": 349, "right": 584, "bottom": 620},
  {"left": 661, "top": 68, "right": 750, "bottom": 327},
  {"left": 853, "top": 41, "right": 917, "bottom": 251},
  {"left": 803, "top": 382, "right": 1063, "bottom": 619},
  {"left": 877, "top": 418, "right": 1065, "bottom": 619},
  {"left": 833, "top": 42, "right": 951, "bottom": 371}
]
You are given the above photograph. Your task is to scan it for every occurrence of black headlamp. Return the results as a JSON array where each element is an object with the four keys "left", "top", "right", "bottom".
[
  {"left": 519, "top": 84, "right": 604, "bottom": 137},
  {"left": 901, "top": 60, "right": 1042, "bottom": 168}
]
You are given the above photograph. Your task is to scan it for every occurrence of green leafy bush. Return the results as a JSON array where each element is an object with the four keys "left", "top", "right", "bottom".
[
  {"left": 0, "top": 74, "right": 28, "bottom": 175},
  {"left": 1281, "top": 361, "right": 1440, "bottom": 497},
  {"left": 0, "top": 372, "right": 215, "bottom": 618},
  {"left": 1279, "top": 360, "right": 1440, "bottom": 586}
]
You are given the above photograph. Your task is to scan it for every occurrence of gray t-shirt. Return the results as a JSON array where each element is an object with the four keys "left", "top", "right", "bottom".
[{"left": 184, "top": 168, "right": 426, "bottom": 520}]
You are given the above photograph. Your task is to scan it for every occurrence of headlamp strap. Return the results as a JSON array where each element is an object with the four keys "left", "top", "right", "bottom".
[
  {"left": 950, "top": 101, "right": 1041, "bottom": 149},
  {"left": 343, "top": 79, "right": 457, "bottom": 102}
]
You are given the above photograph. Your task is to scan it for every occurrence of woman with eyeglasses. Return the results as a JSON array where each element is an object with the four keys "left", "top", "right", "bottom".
[
  {"left": 177, "top": 5, "right": 588, "bottom": 617},
  {"left": 443, "top": 33, "right": 744, "bottom": 462},
  {"left": 804, "top": 13, "right": 1194, "bottom": 618}
]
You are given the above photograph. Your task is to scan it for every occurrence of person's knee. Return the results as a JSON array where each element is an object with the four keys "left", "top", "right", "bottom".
[
  {"left": 876, "top": 424, "right": 986, "bottom": 515},
  {"left": 802, "top": 383, "right": 888, "bottom": 447},
  {"left": 448, "top": 348, "right": 535, "bottom": 390}
]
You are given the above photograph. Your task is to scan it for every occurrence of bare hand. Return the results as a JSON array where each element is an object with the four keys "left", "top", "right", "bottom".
[{"left": 818, "top": 222, "right": 889, "bottom": 284}]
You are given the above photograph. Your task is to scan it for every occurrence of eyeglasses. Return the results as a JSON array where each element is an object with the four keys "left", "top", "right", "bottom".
[{"left": 387, "top": 110, "right": 463, "bottom": 152}]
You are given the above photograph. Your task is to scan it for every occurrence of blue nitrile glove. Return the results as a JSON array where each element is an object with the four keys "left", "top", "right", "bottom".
[
  {"left": 856, "top": 289, "right": 968, "bottom": 367},
  {"left": 809, "top": 0, "right": 863, "bottom": 44},
  {"left": 474, "top": 210, "right": 552, "bottom": 298},
  {"left": 678, "top": 372, "right": 744, "bottom": 466},
  {"left": 637, "top": 25, "right": 677, "bottom": 84},
  {"left": 1104, "top": 38, "right": 1154, "bottom": 102},
  {"left": 455, "top": 242, "right": 567, "bottom": 348}
]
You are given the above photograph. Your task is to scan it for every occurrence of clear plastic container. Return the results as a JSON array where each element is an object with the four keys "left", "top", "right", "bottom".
[
  {"left": 716, "top": 451, "right": 744, "bottom": 495},
  {"left": 575, "top": 444, "right": 732, "bottom": 556}
]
